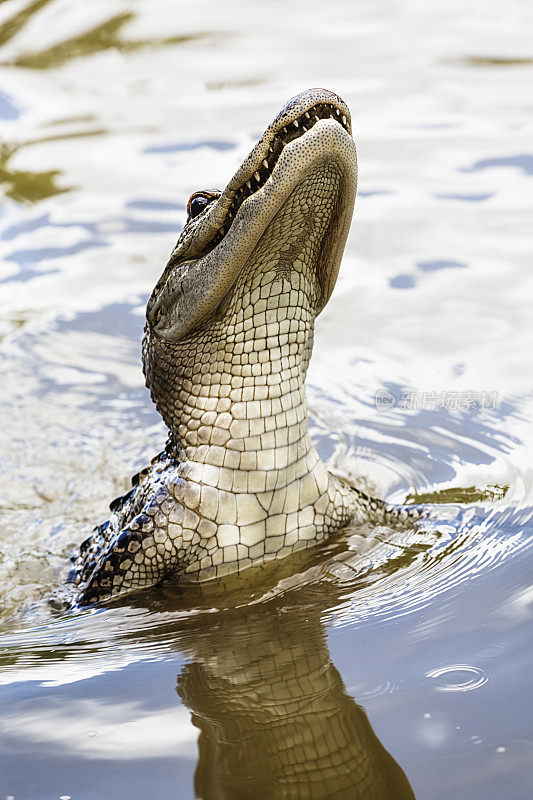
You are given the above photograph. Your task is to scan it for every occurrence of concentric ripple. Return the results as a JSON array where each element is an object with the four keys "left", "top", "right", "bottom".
[{"left": 425, "top": 664, "right": 489, "bottom": 692}]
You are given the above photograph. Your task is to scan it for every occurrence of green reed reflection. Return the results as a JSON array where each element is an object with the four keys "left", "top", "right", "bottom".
[
  {"left": 0, "top": 1, "right": 209, "bottom": 70},
  {"left": 0, "top": 129, "right": 111, "bottom": 203},
  {"left": 0, "top": 0, "right": 52, "bottom": 49},
  {"left": 452, "top": 56, "right": 533, "bottom": 67},
  {"left": 406, "top": 484, "right": 508, "bottom": 505},
  {"left": 0, "top": 142, "right": 69, "bottom": 203}
]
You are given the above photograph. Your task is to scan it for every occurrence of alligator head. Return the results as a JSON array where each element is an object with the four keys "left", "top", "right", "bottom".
[{"left": 143, "top": 88, "right": 356, "bottom": 471}]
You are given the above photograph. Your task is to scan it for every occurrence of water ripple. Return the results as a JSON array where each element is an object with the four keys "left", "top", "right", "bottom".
[
  {"left": 425, "top": 664, "right": 489, "bottom": 692},
  {"left": 329, "top": 504, "right": 532, "bottom": 630}
]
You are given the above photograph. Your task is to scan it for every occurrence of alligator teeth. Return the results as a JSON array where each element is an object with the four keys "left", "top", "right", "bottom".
[{"left": 209, "top": 102, "right": 351, "bottom": 254}]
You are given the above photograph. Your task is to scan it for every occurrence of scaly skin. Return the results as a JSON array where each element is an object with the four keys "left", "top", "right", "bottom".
[{"left": 74, "top": 88, "right": 417, "bottom": 605}]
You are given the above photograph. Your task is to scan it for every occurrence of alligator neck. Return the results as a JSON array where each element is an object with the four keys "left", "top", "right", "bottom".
[
  {"left": 173, "top": 321, "right": 314, "bottom": 481},
  {"left": 144, "top": 266, "right": 359, "bottom": 572},
  {"left": 145, "top": 226, "right": 321, "bottom": 476}
]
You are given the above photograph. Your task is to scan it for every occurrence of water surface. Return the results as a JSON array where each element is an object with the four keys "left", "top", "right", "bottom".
[{"left": 0, "top": 1, "right": 532, "bottom": 798}]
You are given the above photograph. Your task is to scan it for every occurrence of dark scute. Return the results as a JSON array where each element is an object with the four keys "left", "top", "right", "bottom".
[{"left": 109, "top": 488, "right": 134, "bottom": 512}]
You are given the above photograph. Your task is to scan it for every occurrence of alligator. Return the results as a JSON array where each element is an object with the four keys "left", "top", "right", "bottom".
[{"left": 74, "top": 88, "right": 418, "bottom": 605}]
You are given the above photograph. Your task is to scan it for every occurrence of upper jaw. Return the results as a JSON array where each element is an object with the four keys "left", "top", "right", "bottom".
[{"left": 147, "top": 88, "right": 357, "bottom": 341}]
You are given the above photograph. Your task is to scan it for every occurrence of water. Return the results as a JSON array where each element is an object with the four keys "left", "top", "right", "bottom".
[{"left": 0, "top": 1, "right": 532, "bottom": 797}]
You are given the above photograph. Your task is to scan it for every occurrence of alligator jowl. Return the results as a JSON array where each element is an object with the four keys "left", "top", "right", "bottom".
[{"left": 73, "top": 88, "right": 419, "bottom": 605}]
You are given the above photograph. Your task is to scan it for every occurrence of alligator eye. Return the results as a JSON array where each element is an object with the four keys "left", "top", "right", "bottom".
[
  {"left": 186, "top": 190, "right": 220, "bottom": 221},
  {"left": 187, "top": 192, "right": 211, "bottom": 220}
]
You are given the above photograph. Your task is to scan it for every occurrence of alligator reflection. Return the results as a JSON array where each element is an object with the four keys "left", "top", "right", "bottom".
[{"left": 149, "top": 552, "right": 416, "bottom": 800}]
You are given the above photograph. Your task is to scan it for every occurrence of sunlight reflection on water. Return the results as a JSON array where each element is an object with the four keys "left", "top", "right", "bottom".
[{"left": 0, "top": 1, "right": 532, "bottom": 799}]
